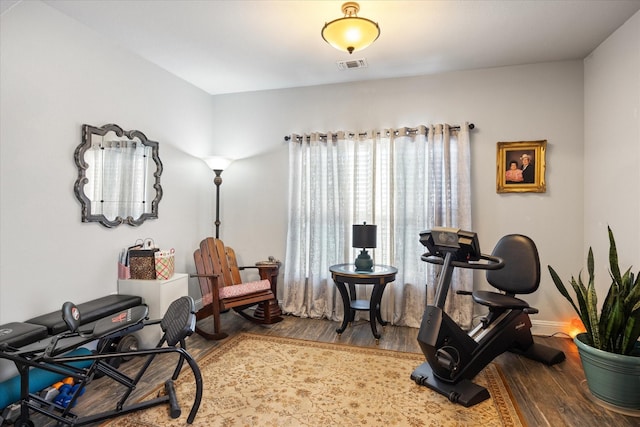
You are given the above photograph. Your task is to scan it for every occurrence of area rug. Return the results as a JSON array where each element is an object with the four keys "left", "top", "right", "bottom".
[{"left": 103, "top": 333, "right": 524, "bottom": 426}]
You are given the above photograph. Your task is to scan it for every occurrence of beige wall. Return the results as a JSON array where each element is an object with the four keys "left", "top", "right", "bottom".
[
  {"left": 0, "top": 1, "right": 216, "bottom": 323},
  {"left": 213, "top": 61, "right": 585, "bottom": 333},
  {"left": 584, "top": 11, "right": 640, "bottom": 292},
  {"left": 1, "top": 0, "right": 638, "bottom": 339}
]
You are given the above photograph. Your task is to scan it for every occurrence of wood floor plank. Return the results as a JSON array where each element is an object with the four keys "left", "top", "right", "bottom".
[{"left": 25, "top": 312, "right": 640, "bottom": 426}]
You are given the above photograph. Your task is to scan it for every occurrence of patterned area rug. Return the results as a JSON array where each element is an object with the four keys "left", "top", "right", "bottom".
[{"left": 104, "top": 333, "right": 524, "bottom": 426}]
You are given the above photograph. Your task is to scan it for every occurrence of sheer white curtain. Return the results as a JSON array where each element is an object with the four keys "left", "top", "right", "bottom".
[{"left": 283, "top": 124, "right": 473, "bottom": 329}]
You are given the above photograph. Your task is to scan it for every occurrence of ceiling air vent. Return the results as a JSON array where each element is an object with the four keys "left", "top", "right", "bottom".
[{"left": 336, "top": 58, "right": 368, "bottom": 70}]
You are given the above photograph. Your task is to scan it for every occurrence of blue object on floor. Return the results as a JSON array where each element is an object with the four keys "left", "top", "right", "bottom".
[{"left": 0, "top": 347, "right": 92, "bottom": 410}]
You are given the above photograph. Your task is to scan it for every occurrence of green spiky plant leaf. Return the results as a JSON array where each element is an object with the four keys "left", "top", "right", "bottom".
[{"left": 548, "top": 226, "right": 640, "bottom": 355}]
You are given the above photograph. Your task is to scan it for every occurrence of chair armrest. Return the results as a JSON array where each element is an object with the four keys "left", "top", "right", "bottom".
[
  {"left": 190, "top": 273, "right": 219, "bottom": 278},
  {"left": 191, "top": 273, "right": 222, "bottom": 299},
  {"left": 239, "top": 262, "right": 281, "bottom": 271}
]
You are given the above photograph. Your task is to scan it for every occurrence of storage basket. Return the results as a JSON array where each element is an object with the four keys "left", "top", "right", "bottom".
[
  {"left": 154, "top": 249, "right": 175, "bottom": 280},
  {"left": 129, "top": 249, "right": 158, "bottom": 280}
]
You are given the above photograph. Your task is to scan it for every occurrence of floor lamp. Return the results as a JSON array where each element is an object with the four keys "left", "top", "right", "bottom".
[{"left": 204, "top": 157, "right": 233, "bottom": 238}]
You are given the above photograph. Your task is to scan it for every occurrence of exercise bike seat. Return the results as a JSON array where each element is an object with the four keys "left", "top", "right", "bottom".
[
  {"left": 472, "top": 292, "right": 536, "bottom": 311},
  {"left": 472, "top": 234, "right": 540, "bottom": 313}
]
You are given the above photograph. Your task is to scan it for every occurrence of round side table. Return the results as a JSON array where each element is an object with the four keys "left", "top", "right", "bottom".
[{"left": 329, "top": 263, "right": 397, "bottom": 342}]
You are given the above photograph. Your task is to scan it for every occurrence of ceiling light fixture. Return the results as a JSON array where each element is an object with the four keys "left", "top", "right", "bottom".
[{"left": 321, "top": 2, "right": 380, "bottom": 55}]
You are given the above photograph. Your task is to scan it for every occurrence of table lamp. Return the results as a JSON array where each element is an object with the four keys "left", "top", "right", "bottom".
[{"left": 353, "top": 222, "right": 377, "bottom": 271}]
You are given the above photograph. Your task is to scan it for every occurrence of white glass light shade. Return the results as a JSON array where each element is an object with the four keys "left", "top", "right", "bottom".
[
  {"left": 204, "top": 156, "right": 232, "bottom": 171},
  {"left": 322, "top": 2, "right": 380, "bottom": 54}
]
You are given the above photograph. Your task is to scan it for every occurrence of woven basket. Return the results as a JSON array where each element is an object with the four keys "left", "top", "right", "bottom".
[
  {"left": 154, "top": 249, "right": 175, "bottom": 280},
  {"left": 129, "top": 249, "right": 158, "bottom": 280}
]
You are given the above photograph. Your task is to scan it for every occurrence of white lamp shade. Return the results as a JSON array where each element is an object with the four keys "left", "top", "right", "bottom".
[{"left": 204, "top": 156, "right": 233, "bottom": 171}]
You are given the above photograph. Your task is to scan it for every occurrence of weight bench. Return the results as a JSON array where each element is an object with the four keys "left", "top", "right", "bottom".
[
  {"left": 0, "top": 295, "right": 142, "bottom": 351},
  {"left": 25, "top": 294, "right": 143, "bottom": 335},
  {"left": 0, "top": 296, "right": 202, "bottom": 426},
  {"left": 0, "top": 294, "right": 143, "bottom": 410}
]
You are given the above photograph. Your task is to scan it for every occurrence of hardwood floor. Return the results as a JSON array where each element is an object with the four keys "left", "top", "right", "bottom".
[{"left": 27, "top": 311, "right": 640, "bottom": 426}]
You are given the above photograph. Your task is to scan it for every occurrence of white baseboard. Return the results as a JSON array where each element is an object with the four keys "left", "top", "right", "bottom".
[
  {"left": 531, "top": 319, "right": 571, "bottom": 338},
  {"left": 192, "top": 297, "right": 568, "bottom": 339}
]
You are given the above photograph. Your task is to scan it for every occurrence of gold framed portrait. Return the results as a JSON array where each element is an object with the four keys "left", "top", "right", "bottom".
[{"left": 496, "top": 140, "right": 546, "bottom": 193}]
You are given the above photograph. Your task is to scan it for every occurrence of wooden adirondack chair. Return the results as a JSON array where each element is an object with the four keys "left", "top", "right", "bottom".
[{"left": 192, "top": 238, "right": 282, "bottom": 340}]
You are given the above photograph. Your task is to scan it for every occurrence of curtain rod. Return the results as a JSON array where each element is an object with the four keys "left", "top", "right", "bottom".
[{"left": 284, "top": 123, "right": 475, "bottom": 142}]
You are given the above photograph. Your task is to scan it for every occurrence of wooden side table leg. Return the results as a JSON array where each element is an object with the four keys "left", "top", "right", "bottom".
[
  {"left": 254, "top": 264, "right": 283, "bottom": 323},
  {"left": 374, "top": 283, "right": 389, "bottom": 327},
  {"left": 369, "top": 284, "right": 381, "bottom": 340},
  {"left": 335, "top": 280, "right": 351, "bottom": 334}
]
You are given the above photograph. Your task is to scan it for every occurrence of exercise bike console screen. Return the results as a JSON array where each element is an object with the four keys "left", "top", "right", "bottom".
[{"left": 420, "top": 227, "right": 481, "bottom": 262}]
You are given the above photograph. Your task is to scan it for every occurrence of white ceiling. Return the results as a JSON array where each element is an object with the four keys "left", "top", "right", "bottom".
[{"left": 6, "top": 1, "right": 640, "bottom": 95}]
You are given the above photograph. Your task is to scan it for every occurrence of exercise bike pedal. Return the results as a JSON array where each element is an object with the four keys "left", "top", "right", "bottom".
[{"left": 435, "top": 348, "right": 458, "bottom": 373}]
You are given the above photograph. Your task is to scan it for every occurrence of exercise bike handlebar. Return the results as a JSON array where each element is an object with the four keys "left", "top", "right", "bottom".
[
  {"left": 422, "top": 251, "right": 504, "bottom": 310},
  {"left": 420, "top": 252, "right": 504, "bottom": 270}
]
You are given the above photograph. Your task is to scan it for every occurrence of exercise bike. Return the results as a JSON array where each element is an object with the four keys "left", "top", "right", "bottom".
[{"left": 410, "top": 227, "right": 565, "bottom": 406}]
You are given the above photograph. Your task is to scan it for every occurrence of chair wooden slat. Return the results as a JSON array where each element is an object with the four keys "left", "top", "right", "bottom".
[{"left": 225, "top": 246, "right": 243, "bottom": 285}]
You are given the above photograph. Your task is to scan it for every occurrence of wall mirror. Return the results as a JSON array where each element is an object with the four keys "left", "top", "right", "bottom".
[{"left": 74, "top": 123, "right": 163, "bottom": 228}]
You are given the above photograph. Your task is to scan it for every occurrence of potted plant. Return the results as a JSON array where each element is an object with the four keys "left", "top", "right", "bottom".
[{"left": 548, "top": 226, "right": 640, "bottom": 410}]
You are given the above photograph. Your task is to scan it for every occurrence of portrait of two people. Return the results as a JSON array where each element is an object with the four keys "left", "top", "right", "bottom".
[{"left": 505, "top": 153, "right": 534, "bottom": 184}]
